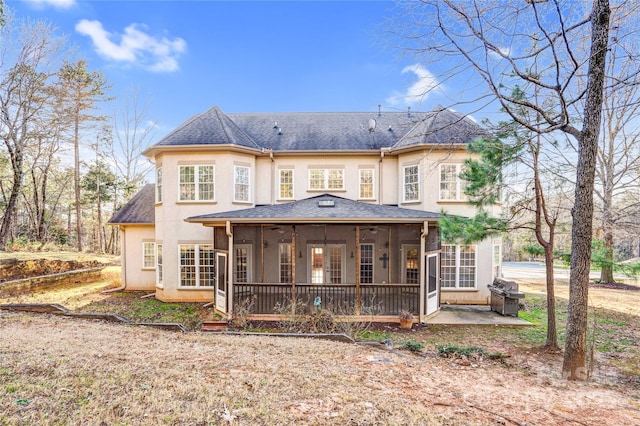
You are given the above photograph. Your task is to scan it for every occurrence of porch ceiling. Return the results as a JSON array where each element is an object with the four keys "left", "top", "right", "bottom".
[{"left": 185, "top": 194, "right": 440, "bottom": 226}]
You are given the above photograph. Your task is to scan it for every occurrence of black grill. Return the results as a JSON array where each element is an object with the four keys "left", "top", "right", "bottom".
[{"left": 488, "top": 278, "right": 525, "bottom": 316}]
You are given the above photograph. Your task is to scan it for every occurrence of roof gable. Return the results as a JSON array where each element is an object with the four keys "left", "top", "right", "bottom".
[{"left": 108, "top": 184, "right": 155, "bottom": 225}]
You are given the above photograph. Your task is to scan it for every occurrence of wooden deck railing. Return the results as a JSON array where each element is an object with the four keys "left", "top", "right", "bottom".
[{"left": 233, "top": 282, "right": 419, "bottom": 316}]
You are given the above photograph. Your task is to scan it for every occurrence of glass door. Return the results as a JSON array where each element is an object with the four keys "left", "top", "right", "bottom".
[
  {"left": 215, "top": 252, "right": 227, "bottom": 313},
  {"left": 425, "top": 253, "right": 439, "bottom": 315},
  {"left": 309, "top": 245, "right": 344, "bottom": 284}
]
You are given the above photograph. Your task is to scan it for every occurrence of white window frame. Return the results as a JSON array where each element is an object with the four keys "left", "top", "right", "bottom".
[
  {"left": 178, "top": 244, "right": 215, "bottom": 288},
  {"left": 360, "top": 243, "right": 374, "bottom": 284},
  {"left": 179, "top": 165, "right": 215, "bottom": 202},
  {"left": 234, "top": 165, "right": 250, "bottom": 202},
  {"left": 441, "top": 244, "right": 477, "bottom": 289},
  {"left": 439, "top": 163, "right": 466, "bottom": 201},
  {"left": 359, "top": 168, "right": 375, "bottom": 200},
  {"left": 234, "top": 244, "right": 253, "bottom": 283},
  {"left": 142, "top": 242, "right": 156, "bottom": 270},
  {"left": 279, "top": 169, "right": 294, "bottom": 200},
  {"left": 308, "top": 168, "right": 344, "bottom": 191},
  {"left": 279, "top": 243, "right": 292, "bottom": 283},
  {"left": 403, "top": 165, "right": 420, "bottom": 202},
  {"left": 156, "top": 244, "right": 163, "bottom": 287},
  {"left": 156, "top": 167, "right": 162, "bottom": 203}
]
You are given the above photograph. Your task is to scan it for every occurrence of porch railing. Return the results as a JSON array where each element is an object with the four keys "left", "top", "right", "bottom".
[{"left": 233, "top": 282, "right": 419, "bottom": 316}]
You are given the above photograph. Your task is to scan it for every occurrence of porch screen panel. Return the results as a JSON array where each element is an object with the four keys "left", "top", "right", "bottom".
[
  {"left": 279, "top": 243, "right": 292, "bottom": 283},
  {"left": 199, "top": 245, "right": 215, "bottom": 287},
  {"left": 405, "top": 248, "right": 419, "bottom": 284},
  {"left": 180, "top": 245, "right": 196, "bottom": 287},
  {"left": 328, "top": 247, "right": 342, "bottom": 284},
  {"left": 360, "top": 244, "right": 373, "bottom": 284},
  {"left": 311, "top": 247, "right": 324, "bottom": 284},
  {"left": 441, "top": 245, "right": 456, "bottom": 288},
  {"left": 235, "top": 247, "right": 248, "bottom": 283}
]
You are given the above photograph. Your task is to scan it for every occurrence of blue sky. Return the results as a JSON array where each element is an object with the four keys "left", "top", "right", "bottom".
[{"left": 9, "top": 0, "right": 478, "bottom": 141}]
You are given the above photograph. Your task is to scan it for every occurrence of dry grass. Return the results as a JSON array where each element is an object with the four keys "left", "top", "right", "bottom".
[{"left": 2, "top": 310, "right": 639, "bottom": 426}]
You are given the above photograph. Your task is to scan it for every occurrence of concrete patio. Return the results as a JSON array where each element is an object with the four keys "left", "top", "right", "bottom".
[{"left": 425, "top": 304, "right": 531, "bottom": 325}]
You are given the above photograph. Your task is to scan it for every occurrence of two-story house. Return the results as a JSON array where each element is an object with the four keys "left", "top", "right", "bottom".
[{"left": 108, "top": 105, "right": 501, "bottom": 322}]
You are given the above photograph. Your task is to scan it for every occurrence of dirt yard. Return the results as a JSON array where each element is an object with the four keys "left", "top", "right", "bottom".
[{"left": 0, "top": 257, "right": 639, "bottom": 424}]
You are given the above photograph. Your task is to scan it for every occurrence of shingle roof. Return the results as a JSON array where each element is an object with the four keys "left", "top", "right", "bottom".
[
  {"left": 186, "top": 194, "right": 440, "bottom": 224},
  {"left": 147, "top": 105, "right": 485, "bottom": 153},
  {"left": 108, "top": 184, "right": 155, "bottom": 224},
  {"left": 153, "top": 106, "right": 262, "bottom": 150}
]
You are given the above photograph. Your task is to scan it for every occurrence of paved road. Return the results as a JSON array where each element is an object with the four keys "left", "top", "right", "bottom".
[{"left": 502, "top": 261, "right": 637, "bottom": 282}]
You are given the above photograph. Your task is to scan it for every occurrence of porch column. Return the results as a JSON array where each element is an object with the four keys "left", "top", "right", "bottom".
[
  {"left": 355, "top": 225, "right": 361, "bottom": 315},
  {"left": 291, "top": 225, "right": 296, "bottom": 313}
]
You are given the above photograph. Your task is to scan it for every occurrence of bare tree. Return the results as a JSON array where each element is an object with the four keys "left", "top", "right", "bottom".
[
  {"left": 0, "top": 16, "right": 65, "bottom": 250},
  {"left": 56, "top": 59, "right": 111, "bottom": 252},
  {"left": 110, "top": 87, "right": 156, "bottom": 198},
  {"left": 389, "top": 0, "right": 629, "bottom": 379}
]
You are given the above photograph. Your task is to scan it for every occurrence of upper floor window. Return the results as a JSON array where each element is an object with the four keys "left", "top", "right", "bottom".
[
  {"left": 440, "top": 164, "right": 466, "bottom": 201},
  {"left": 156, "top": 168, "right": 162, "bottom": 203},
  {"left": 143, "top": 242, "right": 156, "bottom": 269},
  {"left": 279, "top": 169, "right": 294, "bottom": 199},
  {"left": 403, "top": 165, "right": 419, "bottom": 202},
  {"left": 179, "top": 165, "right": 215, "bottom": 201},
  {"left": 234, "top": 165, "right": 250, "bottom": 202},
  {"left": 309, "top": 169, "right": 344, "bottom": 191},
  {"left": 359, "top": 169, "right": 374, "bottom": 199}
]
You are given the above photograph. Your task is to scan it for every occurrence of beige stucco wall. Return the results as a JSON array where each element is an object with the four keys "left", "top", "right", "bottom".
[
  {"left": 121, "top": 225, "right": 156, "bottom": 291},
  {"left": 140, "top": 146, "right": 501, "bottom": 305}
]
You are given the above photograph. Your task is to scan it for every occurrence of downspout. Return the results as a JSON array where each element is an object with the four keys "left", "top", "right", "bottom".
[
  {"left": 270, "top": 150, "right": 275, "bottom": 205},
  {"left": 378, "top": 149, "right": 385, "bottom": 205},
  {"left": 226, "top": 221, "right": 233, "bottom": 319},
  {"left": 102, "top": 225, "right": 127, "bottom": 293}
]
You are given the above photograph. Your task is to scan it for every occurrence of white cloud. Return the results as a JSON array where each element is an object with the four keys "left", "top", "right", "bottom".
[
  {"left": 386, "top": 64, "right": 441, "bottom": 106},
  {"left": 28, "top": 0, "right": 76, "bottom": 9},
  {"left": 75, "top": 19, "right": 186, "bottom": 72}
]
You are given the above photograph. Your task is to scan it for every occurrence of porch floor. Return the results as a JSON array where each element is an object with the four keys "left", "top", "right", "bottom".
[{"left": 426, "top": 305, "right": 531, "bottom": 326}]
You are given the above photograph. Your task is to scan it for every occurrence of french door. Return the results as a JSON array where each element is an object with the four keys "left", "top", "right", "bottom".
[{"left": 309, "top": 245, "right": 345, "bottom": 284}]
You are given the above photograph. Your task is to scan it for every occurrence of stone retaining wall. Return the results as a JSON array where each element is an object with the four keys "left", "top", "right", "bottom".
[{"left": 0, "top": 267, "right": 105, "bottom": 297}]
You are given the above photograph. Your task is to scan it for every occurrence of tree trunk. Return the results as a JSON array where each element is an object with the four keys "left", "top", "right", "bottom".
[
  {"left": 74, "top": 113, "right": 82, "bottom": 252},
  {"left": 0, "top": 156, "right": 23, "bottom": 250},
  {"left": 599, "top": 229, "right": 614, "bottom": 283},
  {"left": 544, "top": 244, "right": 559, "bottom": 351},
  {"left": 563, "top": 0, "right": 610, "bottom": 381}
]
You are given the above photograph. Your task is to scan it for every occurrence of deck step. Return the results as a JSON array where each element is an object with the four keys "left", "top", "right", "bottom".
[{"left": 202, "top": 320, "right": 229, "bottom": 332}]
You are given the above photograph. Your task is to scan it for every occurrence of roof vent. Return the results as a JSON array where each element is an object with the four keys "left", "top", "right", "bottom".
[
  {"left": 407, "top": 106, "right": 412, "bottom": 118},
  {"left": 273, "top": 121, "right": 278, "bottom": 129},
  {"left": 318, "top": 200, "right": 335, "bottom": 208}
]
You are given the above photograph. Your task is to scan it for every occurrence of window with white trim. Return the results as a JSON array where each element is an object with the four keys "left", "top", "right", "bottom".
[
  {"left": 403, "top": 165, "right": 419, "bottom": 202},
  {"left": 156, "top": 168, "right": 162, "bottom": 203},
  {"left": 143, "top": 242, "right": 155, "bottom": 269},
  {"left": 234, "top": 165, "right": 250, "bottom": 202},
  {"left": 359, "top": 169, "right": 374, "bottom": 199},
  {"left": 279, "top": 169, "right": 294, "bottom": 199},
  {"left": 179, "top": 244, "right": 215, "bottom": 287},
  {"left": 308, "top": 169, "right": 344, "bottom": 190},
  {"left": 179, "top": 165, "right": 215, "bottom": 201},
  {"left": 439, "top": 163, "right": 466, "bottom": 201},
  {"left": 279, "top": 243, "right": 292, "bottom": 283},
  {"left": 234, "top": 244, "right": 252, "bottom": 282},
  {"left": 156, "top": 244, "right": 163, "bottom": 286},
  {"left": 441, "top": 244, "right": 477, "bottom": 289},
  {"left": 360, "top": 243, "right": 374, "bottom": 284}
]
